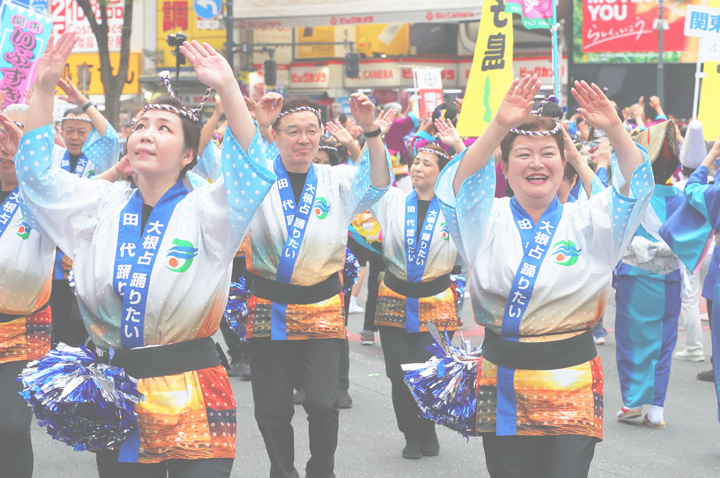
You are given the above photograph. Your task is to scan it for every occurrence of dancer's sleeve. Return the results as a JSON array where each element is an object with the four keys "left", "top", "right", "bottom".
[
  {"left": 197, "top": 123, "right": 276, "bottom": 263},
  {"left": 335, "top": 144, "right": 393, "bottom": 224},
  {"left": 16, "top": 125, "right": 126, "bottom": 261},
  {"left": 83, "top": 120, "right": 120, "bottom": 174},
  {"left": 434, "top": 149, "right": 495, "bottom": 265}
]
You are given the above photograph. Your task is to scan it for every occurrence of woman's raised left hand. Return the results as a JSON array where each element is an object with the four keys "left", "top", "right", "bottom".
[
  {"left": 180, "top": 41, "right": 235, "bottom": 92},
  {"left": 571, "top": 81, "right": 623, "bottom": 133}
]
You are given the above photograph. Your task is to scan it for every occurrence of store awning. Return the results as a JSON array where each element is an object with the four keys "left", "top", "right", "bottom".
[{"left": 234, "top": 0, "right": 482, "bottom": 29}]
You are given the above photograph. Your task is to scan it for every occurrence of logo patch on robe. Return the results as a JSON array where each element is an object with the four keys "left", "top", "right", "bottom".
[
  {"left": 440, "top": 222, "right": 449, "bottom": 241},
  {"left": 16, "top": 219, "right": 31, "bottom": 240},
  {"left": 551, "top": 240, "right": 582, "bottom": 266},
  {"left": 313, "top": 197, "right": 329, "bottom": 219},
  {"left": 165, "top": 239, "right": 198, "bottom": 272}
]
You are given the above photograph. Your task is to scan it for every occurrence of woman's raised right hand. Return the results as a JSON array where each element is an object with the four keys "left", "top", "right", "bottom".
[
  {"left": 493, "top": 75, "right": 541, "bottom": 130},
  {"left": 35, "top": 32, "right": 78, "bottom": 94}
]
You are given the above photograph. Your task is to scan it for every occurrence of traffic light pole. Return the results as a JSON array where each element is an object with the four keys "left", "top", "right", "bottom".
[{"left": 226, "top": 0, "right": 234, "bottom": 74}]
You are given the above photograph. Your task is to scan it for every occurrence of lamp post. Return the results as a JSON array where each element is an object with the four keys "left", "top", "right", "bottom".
[
  {"left": 226, "top": 0, "right": 234, "bottom": 74},
  {"left": 657, "top": 0, "right": 665, "bottom": 106}
]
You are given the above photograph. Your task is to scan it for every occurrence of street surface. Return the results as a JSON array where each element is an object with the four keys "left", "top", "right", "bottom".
[{"left": 32, "top": 293, "right": 720, "bottom": 477}]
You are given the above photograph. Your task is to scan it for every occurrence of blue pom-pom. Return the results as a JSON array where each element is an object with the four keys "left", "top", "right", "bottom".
[
  {"left": 68, "top": 269, "right": 76, "bottom": 295},
  {"left": 450, "top": 274, "right": 466, "bottom": 307},
  {"left": 225, "top": 278, "right": 251, "bottom": 339},
  {"left": 18, "top": 343, "right": 144, "bottom": 452},
  {"left": 343, "top": 248, "right": 360, "bottom": 295},
  {"left": 403, "top": 321, "right": 482, "bottom": 438}
]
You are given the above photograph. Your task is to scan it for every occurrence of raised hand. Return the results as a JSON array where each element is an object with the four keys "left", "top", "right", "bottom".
[
  {"left": 376, "top": 109, "right": 396, "bottom": 136},
  {"left": 349, "top": 93, "right": 377, "bottom": 131},
  {"left": 256, "top": 93, "right": 283, "bottom": 130},
  {"left": 115, "top": 155, "right": 134, "bottom": 176},
  {"left": 34, "top": 32, "right": 78, "bottom": 94},
  {"left": 0, "top": 113, "right": 24, "bottom": 154},
  {"left": 213, "top": 94, "right": 224, "bottom": 117},
  {"left": 571, "top": 81, "right": 624, "bottom": 133},
  {"left": 561, "top": 127, "right": 583, "bottom": 165},
  {"left": 435, "top": 117, "right": 463, "bottom": 150},
  {"left": 326, "top": 121, "right": 354, "bottom": 145},
  {"left": 453, "top": 97, "right": 463, "bottom": 114},
  {"left": 180, "top": 41, "right": 234, "bottom": 93},
  {"left": 594, "top": 138, "right": 612, "bottom": 169},
  {"left": 57, "top": 78, "right": 88, "bottom": 106},
  {"left": 493, "top": 75, "right": 541, "bottom": 130}
]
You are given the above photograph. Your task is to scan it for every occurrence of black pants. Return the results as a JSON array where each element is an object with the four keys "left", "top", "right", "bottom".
[
  {"left": 379, "top": 327, "right": 453, "bottom": 437},
  {"left": 482, "top": 434, "right": 596, "bottom": 478},
  {"left": 346, "top": 238, "right": 383, "bottom": 331},
  {"left": 0, "top": 360, "right": 33, "bottom": 478},
  {"left": 339, "top": 334, "right": 349, "bottom": 390},
  {"left": 50, "top": 279, "right": 86, "bottom": 347},
  {"left": 96, "top": 449, "right": 233, "bottom": 478},
  {"left": 249, "top": 338, "right": 342, "bottom": 478}
]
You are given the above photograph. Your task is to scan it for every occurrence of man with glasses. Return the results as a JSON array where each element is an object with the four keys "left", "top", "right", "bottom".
[{"left": 243, "top": 93, "right": 392, "bottom": 478}]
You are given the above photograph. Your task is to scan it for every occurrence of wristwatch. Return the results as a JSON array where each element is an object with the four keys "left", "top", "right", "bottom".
[
  {"left": 363, "top": 126, "right": 382, "bottom": 138},
  {"left": 82, "top": 101, "right": 95, "bottom": 112}
]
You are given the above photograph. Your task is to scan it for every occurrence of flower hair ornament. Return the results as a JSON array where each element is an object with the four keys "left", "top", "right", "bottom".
[
  {"left": 417, "top": 146, "right": 449, "bottom": 161},
  {"left": 276, "top": 106, "right": 322, "bottom": 122},
  {"left": 509, "top": 95, "right": 562, "bottom": 137},
  {"left": 142, "top": 71, "right": 212, "bottom": 123}
]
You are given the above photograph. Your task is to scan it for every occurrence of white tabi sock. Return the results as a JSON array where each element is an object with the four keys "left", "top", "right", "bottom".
[
  {"left": 617, "top": 405, "right": 641, "bottom": 418},
  {"left": 647, "top": 405, "right": 664, "bottom": 424}
]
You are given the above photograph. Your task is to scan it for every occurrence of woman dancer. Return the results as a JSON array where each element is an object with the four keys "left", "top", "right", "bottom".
[
  {"left": 371, "top": 140, "right": 460, "bottom": 459},
  {"left": 12, "top": 32, "right": 275, "bottom": 477},
  {"left": 434, "top": 76, "right": 652, "bottom": 477},
  {"left": 242, "top": 90, "right": 392, "bottom": 478}
]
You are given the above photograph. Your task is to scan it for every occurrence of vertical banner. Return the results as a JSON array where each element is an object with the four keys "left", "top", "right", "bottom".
[
  {"left": 456, "top": 0, "right": 514, "bottom": 137},
  {"left": 0, "top": 4, "right": 52, "bottom": 109},
  {"left": 698, "top": 62, "right": 720, "bottom": 141},
  {"left": 414, "top": 67, "right": 444, "bottom": 119}
]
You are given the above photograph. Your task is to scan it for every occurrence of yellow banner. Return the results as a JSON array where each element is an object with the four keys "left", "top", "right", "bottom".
[
  {"left": 699, "top": 61, "right": 720, "bottom": 141},
  {"left": 60, "top": 52, "right": 141, "bottom": 95},
  {"left": 156, "top": 1, "right": 225, "bottom": 69},
  {"left": 456, "top": 0, "right": 514, "bottom": 137}
]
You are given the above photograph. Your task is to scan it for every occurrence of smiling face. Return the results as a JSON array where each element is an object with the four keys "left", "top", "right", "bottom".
[
  {"left": 127, "top": 109, "right": 194, "bottom": 181},
  {"left": 410, "top": 151, "right": 442, "bottom": 193},
  {"left": 61, "top": 114, "right": 92, "bottom": 156},
  {"left": 501, "top": 135, "right": 565, "bottom": 208},
  {"left": 271, "top": 111, "right": 321, "bottom": 172}
]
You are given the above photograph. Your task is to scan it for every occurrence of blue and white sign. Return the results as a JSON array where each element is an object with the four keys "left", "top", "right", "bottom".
[
  {"left": 194, "top": 0, "right": 222, "bottom": 20},
  {"left": 685, "top": 5, "right": 720, "bottom": 39}
]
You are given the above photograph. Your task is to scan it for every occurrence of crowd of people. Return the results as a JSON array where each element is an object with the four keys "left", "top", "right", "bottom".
[{"left": 0, "top": 31, "right": 719, "bottom": 478}]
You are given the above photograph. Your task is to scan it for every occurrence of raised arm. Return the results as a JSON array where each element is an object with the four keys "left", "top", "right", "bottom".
[
  {"left": 180, "top": 41, "right": 256, "bottom": 152},
  {"left": 563, "top": 128, "right": 595, "bottom": 198},
  {"left": 57, "top": 78, "right": 107, "bottom": 136},
  {"left": 326, "top": 121, "right": 361, "bottom": 162},
  {"left": 350, "top": 93, "right": 392, "bottom": 189},
  {"left": 452, "top": 75, "right": 541, "bottom": 194},
  {"left": 198, "top": 95, "right": 223, "bottom": 156},
  {"left": 571, "top": 81, "right": 643, "bottom": 197}
]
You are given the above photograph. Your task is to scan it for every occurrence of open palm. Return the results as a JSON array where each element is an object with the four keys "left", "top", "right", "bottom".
[
  {"left": 180, "top": 41, "right": 234, "bottom": 91},
  {"left": 35, "top": 32, "right": 78, "bottom": 93},
  {"left": 494, "top": 75, "right": 541, "bottom": 130},
  {"left": 571, "top": 81, "right": 622, "bottom": 132},
  {"left": 256, "top": 93, "right": 283, "bottom": 129},
  {"left": 349, "top": 93, "right": 376, "bottom": 130}
]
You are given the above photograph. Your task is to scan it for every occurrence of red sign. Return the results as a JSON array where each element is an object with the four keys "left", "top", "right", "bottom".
[
  {"left": 581, "top": 0, "right": 687, "bottom": 53},
  {"left": 162, "top": 1, "right": 188, "bottom": 32},
  {"left": 329, "top": 15, "right": 374, "bottom": 25},
  {"left": 52, "top": 0, "right": 125, "bottom": 52}
]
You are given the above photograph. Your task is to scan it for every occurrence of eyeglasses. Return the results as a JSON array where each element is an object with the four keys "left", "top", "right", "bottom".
[{"left": 277, "top": 127, "right": 321, "bottom": 139}]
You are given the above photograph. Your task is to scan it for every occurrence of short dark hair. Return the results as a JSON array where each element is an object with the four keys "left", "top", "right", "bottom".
[
  {"left": 540, "top": 102, "right": 563, "bottom": 120},
  {"left": 273, "top": 96, "right": 322, "bottom": 130},
  {"left": 142, "top": 95, "right": 201, "bottom": 179},
  {"left": 563, "top": 161, "right": 578, "bottom": 184},
  {"left": 416, "top": 142, "right": 450, "bottom": 171},
  {"left": 63, "top": 107, "right": 85, "bottom": 118},
  {"left": 318, "top": 139, "right": 340, "bottom": 166},
  {"left": 338, "top": 114, "right": 348, "bottom": 125},
  {"left": 500, "top": 116, "right": 565, "bottom": 166},
  {"left": 432, "top": 103, "right": 458, "bottom": 126}
]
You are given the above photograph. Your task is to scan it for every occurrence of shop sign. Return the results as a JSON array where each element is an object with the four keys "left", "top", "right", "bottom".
[
  {"left": 290, "top": 64, "right": 330, "bottom": 88},
  {"left": 52, "top": 0, "right": 124, "bottom": 53}
]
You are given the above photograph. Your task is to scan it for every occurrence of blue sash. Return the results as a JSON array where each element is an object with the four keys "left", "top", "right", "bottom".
[
  {"left": 0, "top": 187, "right": 20, "bottom": 237},
  {"left": 112, "top": 181, "right": 189, "bottom": 349},
  {"left": 60, "top": 150, "right": 90, "bottom": 177},
  {"left": 271, "top": 156, "right": 318, "bottom": 340},
  {"left": 496, "top": 196, "right": 563, "bottom": 436},
  {"left": 404, "top": 192, "right": 441, "bottom": 333}
]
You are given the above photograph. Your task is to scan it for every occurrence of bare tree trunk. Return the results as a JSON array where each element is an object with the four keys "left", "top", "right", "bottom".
[{"left": 75, "top": 0, "right": 134, "bottom": 129}]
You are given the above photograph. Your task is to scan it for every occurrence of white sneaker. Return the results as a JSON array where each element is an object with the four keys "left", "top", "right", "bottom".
[
  {"left": 349, "top": 296, "right": 364, "bottom": 314},
  {"left": 593, "top": 336, "right": 606, "bottom": 345},
  {"left": 673, "top": 346, "right": 705, "bottom": 362}
]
